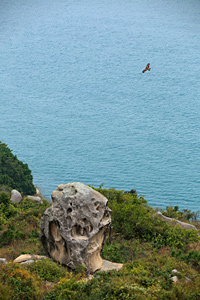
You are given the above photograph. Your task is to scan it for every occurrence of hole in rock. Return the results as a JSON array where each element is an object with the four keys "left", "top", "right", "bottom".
[
  {"left": 71, "top": 224, "right": 89, "bottom": 238},
  {"left": 83, "top": 218, "right": 89, "bottom": 225},
  {"left": 67, "top": 208, "right": 72, "bottom": 214}
]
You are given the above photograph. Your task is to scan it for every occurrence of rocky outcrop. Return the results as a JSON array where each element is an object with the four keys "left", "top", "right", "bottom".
[
  {"left": 10, "top": 189, "right": 22, "bottom": 203},
  {"left": 40, "top": 182, "right": 112, "bottom": 274},
  {"left": 154, "top": 212, "right": 197, "bottom": 231}
]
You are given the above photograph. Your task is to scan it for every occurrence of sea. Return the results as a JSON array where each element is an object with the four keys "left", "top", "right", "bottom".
[{"left": 0, "top": 0, "right": 200, "bottom": 211}]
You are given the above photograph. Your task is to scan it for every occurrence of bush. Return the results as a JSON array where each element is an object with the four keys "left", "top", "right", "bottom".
[
  {"left": 0, "top": 262, "right": 39, "bottom": 300},
  {"left": 0, "top": 283, "right": 11, "bottom": 300},
  {"left": 94, "top": 187, "right": 198, "bottom": 249},
  {"left": 0, "top": 192, "right": 17, "bottom": 227},
  {"left": 27, "top": 259, "right": 68, "bottom": 282},
  {"left": 171, "top": 249, "right": 200, "bottom": 270},
  {"left": 161, "top": 206, "right": 200, "bottom": 222}
]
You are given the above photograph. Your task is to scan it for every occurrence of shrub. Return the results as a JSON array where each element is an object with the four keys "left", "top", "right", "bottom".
[
  {"left": 94, "top": 187, "right": 198, "bottom": 249},
  {"left": 0, "top": 192, "right": 17, "bottom": 223},
  {"left": 161, "top": 206, "right": 200, "bottom": 222},
  {"left": 0, "top": 141, "right": 36, "bottom": 195},
  {"left": 27, "top": 259, "right": 68, "bottom": 282},
  {"left": 0, "top": 283, "right": 11, "bottom": 300},
  {"left": 0, "top": 262, "right": 39, "bottom": 300},
  {"left": 171, "top": 249, "right": 200, "bottom": 270}
]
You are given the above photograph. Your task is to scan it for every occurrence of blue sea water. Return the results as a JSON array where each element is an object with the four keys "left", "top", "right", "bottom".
[{"left": 0, "top": 0, "right": 200, "bottom": 210}]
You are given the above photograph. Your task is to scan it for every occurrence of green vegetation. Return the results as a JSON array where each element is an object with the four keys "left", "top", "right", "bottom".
[
  {"left": 1, "top": 185, "right": 200, "bottom": 299},
  {"left": 0, "top": 141, "right": 36, "bottom": 195}
]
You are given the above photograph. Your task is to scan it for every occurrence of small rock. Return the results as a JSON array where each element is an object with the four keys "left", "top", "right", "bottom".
[
  {"left": 10, "top": 189, "right": 22, "bottom": 203},
  {"left": 100, "top": 259, "right": 123, "bottom": 272},
  {"left": 14, "top": 254, "right": 32, "bottom": 263},
  {"left": 185, "top": 277, "right": 192, "bottom": 283},
  {"left": 0, "top": 258, "right": 8, "bottom": 265},
  {"left": 171, "top": 276, "right": 179, "bottom": 283},
  {"left": 33, "top": 255, "right": 48, "bottom": 260},
  {"left": 171, "top": 269, "right": 180, "bottom": 274},
  {"left": 35, "top": 187, "right": 42, "bottom": 198},
  {"left": 14, "top": 254, "right": 48, "bottom": 263},
  {"left": 21, "top": 259, "right": 34, "bottom": 265},
  {"left": 27, "top": 196, "right": 42, "bottom": 203}
]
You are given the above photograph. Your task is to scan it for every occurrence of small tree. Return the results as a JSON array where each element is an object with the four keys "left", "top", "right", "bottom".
[{"left": 0, "top": 141, "right": 36, "bottom": 195}]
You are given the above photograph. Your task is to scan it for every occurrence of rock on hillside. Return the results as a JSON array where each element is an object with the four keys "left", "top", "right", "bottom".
[{"left": 40, "top": 182, "right": 112, "bottom": 273}]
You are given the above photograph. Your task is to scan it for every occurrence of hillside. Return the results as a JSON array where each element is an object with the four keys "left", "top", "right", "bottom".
[{"left": 1, "top": 187, "right": 200, "bottom": 300}]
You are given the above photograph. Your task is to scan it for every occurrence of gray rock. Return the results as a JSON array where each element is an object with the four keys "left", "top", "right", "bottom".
[
  {"left": 35, "top": 186, "right": 42, "bottom": 198},
  {"left": 171, "top": 275, "right": 179, "bottom": 283},
  {"left": 154, "top": 212, "right": 197, "bottom": 231},
  {"left": 40, "top": 182, "right": 112, "bottom": 274},
  {"left": 27, "top": 195, "right": 42, "bottom": 203},
  {"left": 21, "top": 259, "right": 34, "bottom": 265},
  {"left": 14, "top": 254, "right": 48, "bottom": 263},
  {"left": 185, "top": 277, "right": 192, "bottom": 283},
  {"left": 171, "top": 269, "right": 180, "bottom": 274},
  {"left": 10, "top": 189, "right": 22, "bottom": 203},
  {"left": 0, "top": 258, "right": 8, "bottom": 264},
  {"left": 100, "top": 259, "right": 123, "bottom": 272}
]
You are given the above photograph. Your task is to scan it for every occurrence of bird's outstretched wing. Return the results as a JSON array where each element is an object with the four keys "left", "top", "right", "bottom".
[{"left": 142, "top": 63, "right": 151, "bottom": 73}]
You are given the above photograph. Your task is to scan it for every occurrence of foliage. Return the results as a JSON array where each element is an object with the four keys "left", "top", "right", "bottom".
[
  {"left": 0, "top": 262, "right": 39, "bottom": 300},
  {"left": 0, "top": 282, "right": 11, "bottom": 300},
  {"left": 0, "top": 197, "right": 51, "bottom": 253},
  {"left": 161, "top": 206, "right": 200, "bottom": 222},
  {"left": 94, "top": 187, "right": 198, "bottom": 249},
  {"left": 27, "top": 259, "right": 68, "bottom": 282},
  {"left": 171, "top": 249, "right": 200, "bottom": 270},
  {"left": 0, "top": 192, "right": 17, "bottom": 226},
  {"left": 0, "top": 141, "right": 36, "bottom": 195}
]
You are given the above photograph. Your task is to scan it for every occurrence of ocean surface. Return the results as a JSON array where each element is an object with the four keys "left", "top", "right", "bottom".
[{"left": 0, "top": 0, "right": 200, "bottom": 211}]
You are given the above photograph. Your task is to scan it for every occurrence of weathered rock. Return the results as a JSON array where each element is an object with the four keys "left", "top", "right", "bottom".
[
  {"left": 40, "top": 182, "right": 112, "bottom": 273},
  {"left": 101, "top": 259, "right": 123, "bottom": 272},
  {"left": 35, "top": 186, "right": 42, "bottom": 198},
  {"left": 27, "top": 195, "right": 42, "bottom": 203},
  {"left": 171, "top": 275, "right": 179, "bottom": 283},
  {"left": 13, "top": 254, "right": 47, "bottom": 263},
  {"left": 21, "top": 259, "right": 35, "bottom": 265},
  {"left": 10, "top": 189, "right": 22, "bottom": 203},
  {"left": 0, "top": 258, "right": 8, "bottom": 265},
  {"left": 171, "top": 269, "right": 180, "bottom": 274},
  {"left": 154, "top": 212, "right": 197, "bottom": 231}
]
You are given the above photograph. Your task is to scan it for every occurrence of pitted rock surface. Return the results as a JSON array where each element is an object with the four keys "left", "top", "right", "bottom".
[{"left": 40, "top": 182, "right": 111, "bottom": 273}]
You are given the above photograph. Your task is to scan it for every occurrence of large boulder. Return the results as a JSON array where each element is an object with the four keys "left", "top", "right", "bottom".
[
  {"left": 40, "top": 182, "right": 112, "bottom": 273},
  {"left": 10, "top": 189, "right": 22, "bottom": 203}
]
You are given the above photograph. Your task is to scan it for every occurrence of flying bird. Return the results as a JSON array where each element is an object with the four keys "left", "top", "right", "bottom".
[{"left": 142, "top": 63, "right": 151, "bottom": 73}]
